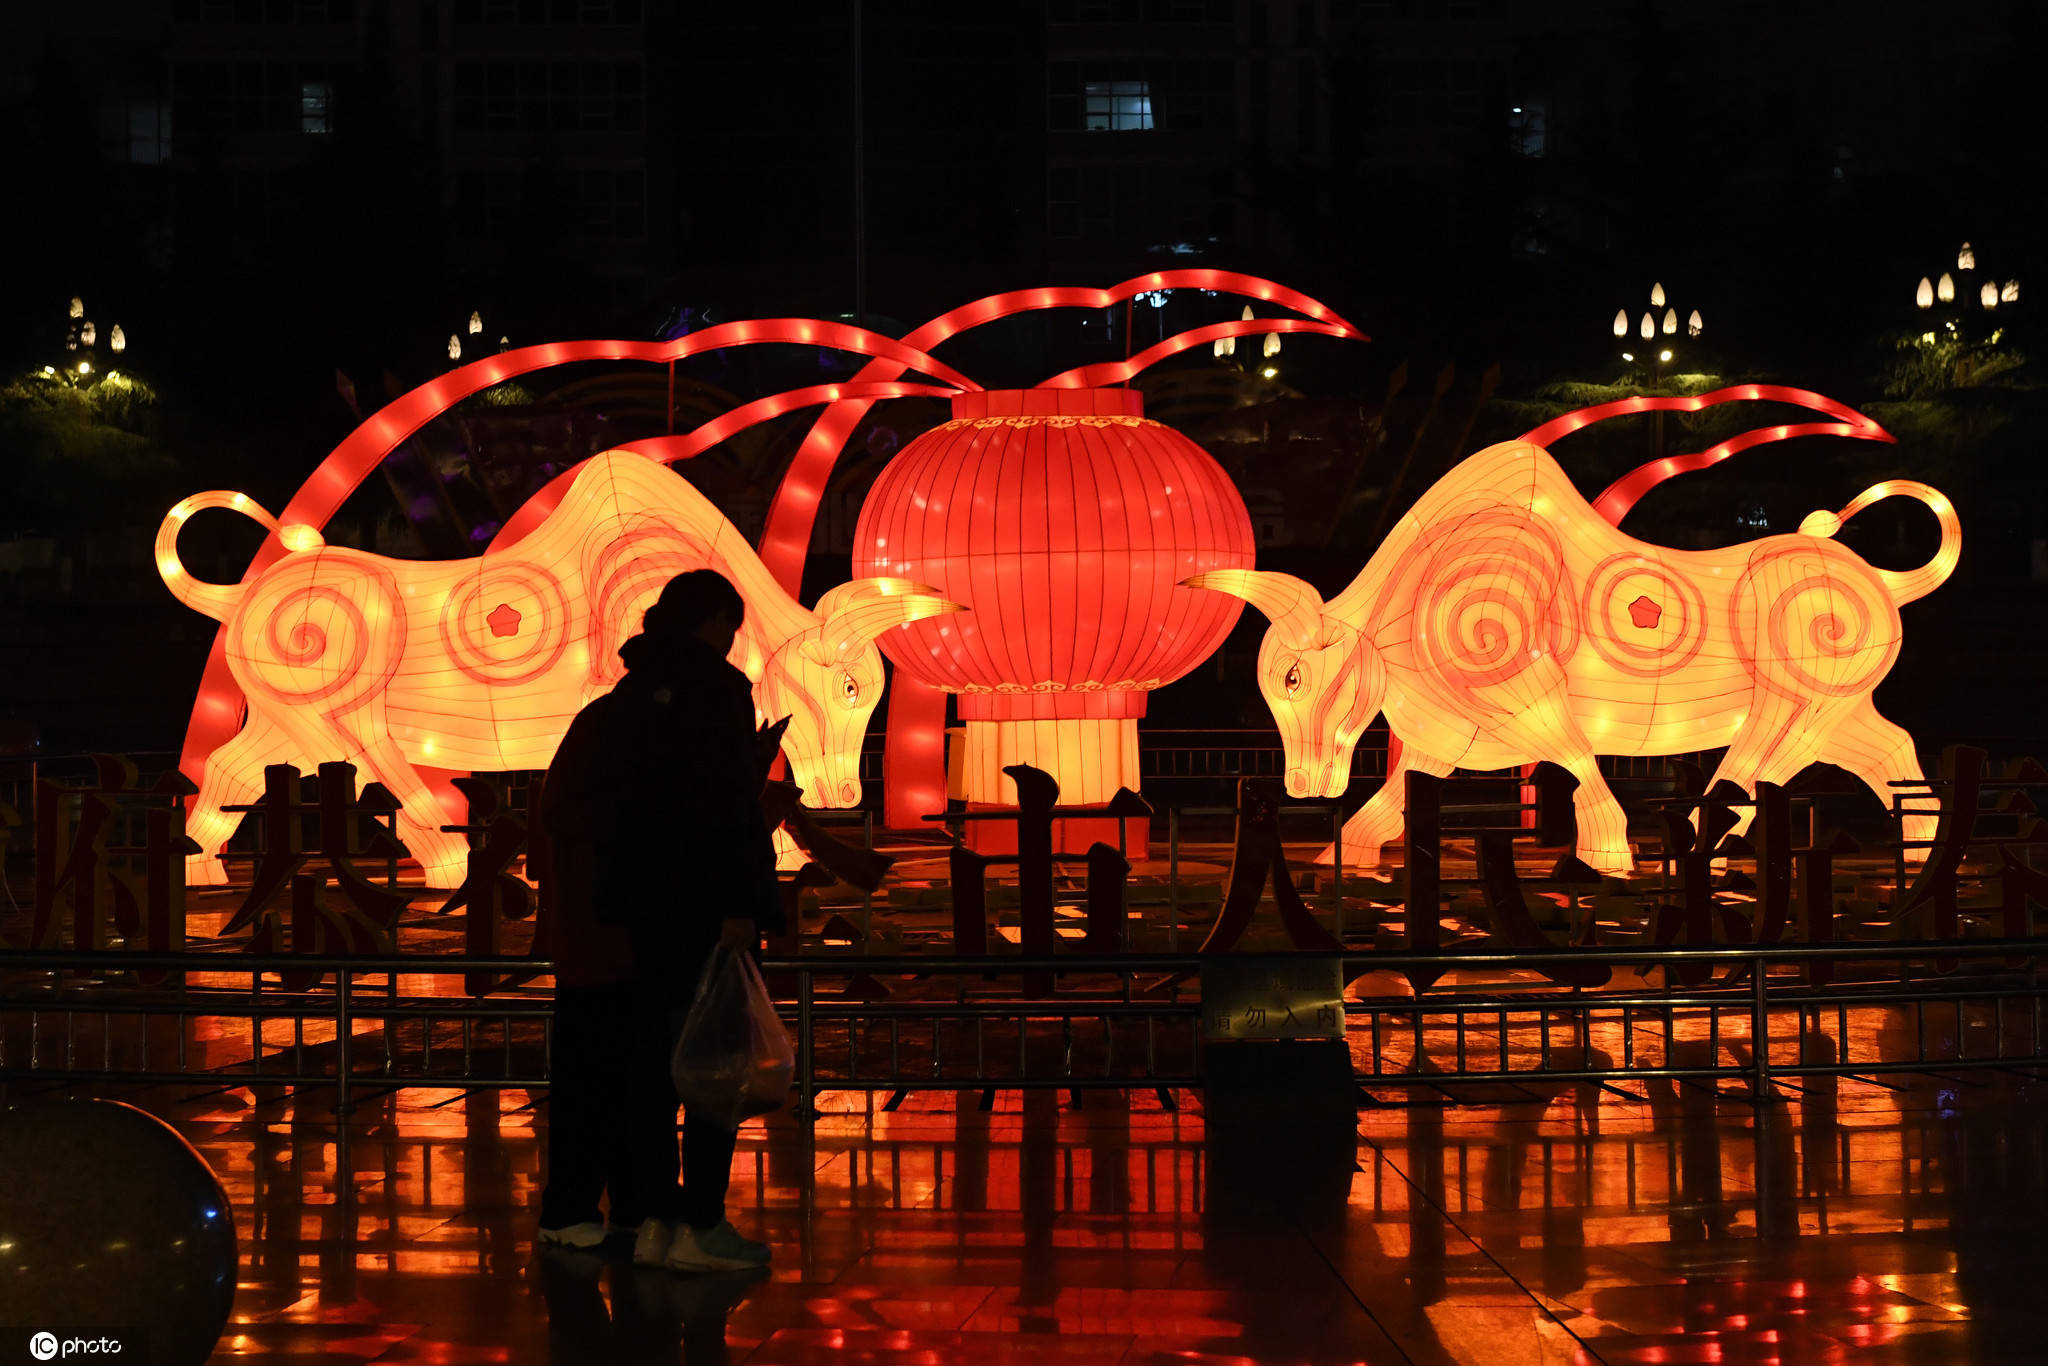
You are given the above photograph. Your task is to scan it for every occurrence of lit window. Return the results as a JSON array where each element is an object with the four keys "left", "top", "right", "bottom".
[
  {"left": 103, "top": 100, "right": 171, "bottom": 164},
  {"left": 1508, "top": 99, "right": 1546, "bottom": 158},
  {"left": 1084, "top": 80, "right": 1153, "bottom": 131},
  {"left": 301, "top": 81, "right": 333, "bottom": 134},
  {"left": 131, "top": 103, "right": 171, "bottom": 162}
]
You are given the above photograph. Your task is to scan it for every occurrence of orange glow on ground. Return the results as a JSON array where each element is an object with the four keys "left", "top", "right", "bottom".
[{"left": 90, "top": 1055, "right": 2033, "bottom": 1363}]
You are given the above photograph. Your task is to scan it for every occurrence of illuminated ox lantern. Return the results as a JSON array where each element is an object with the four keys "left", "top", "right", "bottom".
[
  {"left": 1190, "top": 439, "right": 1960, "bottom": 876},
  {"left": 156, "top": 451, "right": 959, "bottom": 886}
]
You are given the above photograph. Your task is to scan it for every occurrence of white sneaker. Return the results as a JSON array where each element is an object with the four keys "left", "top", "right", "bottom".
[
  {"left": 631, "top": 1217, "right": 677, "bottom": 1266},
  {"left": 665, "top": 1220, "right": 771, "bottom": 1272},
  {"left": 538, "top": 1220, "right": 607, "bottom": 1250}
]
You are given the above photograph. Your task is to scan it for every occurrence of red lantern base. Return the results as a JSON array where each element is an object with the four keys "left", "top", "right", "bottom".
[
  {"left": 951, "top": 717, "right": 1150, "bottom": 857},
  {"left": 955, "top": 718, "right": 1141, "bottom": 802},
  {"left": 961, "top": 804, "right": 1151, "bottom": 860}
]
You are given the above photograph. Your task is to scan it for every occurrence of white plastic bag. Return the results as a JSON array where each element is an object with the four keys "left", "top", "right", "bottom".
[{"left": 669, "top": 947, "right": 795, "bottom": 1128}]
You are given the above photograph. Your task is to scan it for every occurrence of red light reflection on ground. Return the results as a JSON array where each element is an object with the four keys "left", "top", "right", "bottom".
[{"left": 63, "top": 1062, "right": 2032, "bottom": 1363}]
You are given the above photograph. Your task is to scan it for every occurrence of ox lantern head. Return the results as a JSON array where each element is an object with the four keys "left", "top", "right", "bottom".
[
  {"left": 1183, "top": 569, "right": 1383, "bottom": 799},
  {"left": 758, "top": 577, "right": 963, "bottom": 809}
]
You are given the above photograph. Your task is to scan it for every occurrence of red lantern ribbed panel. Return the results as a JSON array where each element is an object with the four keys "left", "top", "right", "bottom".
[{"left": 853, "top": 389, "right": 1252, "bottom": 805}]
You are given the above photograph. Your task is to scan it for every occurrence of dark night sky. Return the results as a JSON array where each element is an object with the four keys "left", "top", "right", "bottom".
[{"left": 0, "top": 0, "right": 2038, "bottom": 753}]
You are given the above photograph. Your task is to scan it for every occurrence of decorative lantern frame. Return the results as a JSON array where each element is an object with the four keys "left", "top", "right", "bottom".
[{"left": 168, "top": 274, "right": 1365, "bottom": 863}]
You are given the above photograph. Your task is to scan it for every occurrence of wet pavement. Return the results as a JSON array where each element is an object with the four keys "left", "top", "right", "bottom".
[{"left": 39, "top": 1049, "right": 2048, "bottom": 1364}]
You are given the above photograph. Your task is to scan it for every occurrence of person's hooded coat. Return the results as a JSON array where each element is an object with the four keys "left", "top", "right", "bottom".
[{"left": 542, "top": 628, "right": 783, "bottom": 986}]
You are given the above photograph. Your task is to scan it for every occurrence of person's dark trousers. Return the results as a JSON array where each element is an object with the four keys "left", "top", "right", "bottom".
[
  {"left": 616, "top": 947, "right": 740, "bottom": 1231},
  {"left": 540, "top": 984, "right": 636, "bottom": 1229}
]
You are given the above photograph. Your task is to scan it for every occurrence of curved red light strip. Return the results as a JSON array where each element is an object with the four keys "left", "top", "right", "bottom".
[
  {"left": 752, "top": 271, "right": 1365, "bottom": 828},
  {"left": 487, "top": 380, "right": 964, "bottom": 552},
  {"left": 1036, "top": 318, "right": 1362, "bottom": 389},
  {"left": 757, "top": 270, "right": 1363, "bottom": 587},
  {"left": 1592, "top": 421, "right": 1896, "bottom": 525},
  {"left": 176, "top": 324, "right": 976, "bottom": 799},
  {"left": 1517, "top": 385, "right": 1895, "bottom": 526}
]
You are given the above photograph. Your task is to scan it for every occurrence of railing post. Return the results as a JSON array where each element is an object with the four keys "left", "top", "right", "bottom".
[
  {"left": 1332, "top": 805, "right": 1345, "bottom": 943},
  {"left": 1749, "top": 952, "right": 1772, "bottom": 1102},
  {"left": 1167, "top": 807, "right": 1180, "bottom": 953},
  {"left": 335, "top": 966, "right": 353, "bottom": 1116},
  {"left": 862, "top": 810, "right": 876, "bottom": 947},
  {"left": 1750, "top": 946, "right": 1787, "bottom": 1240},
  {"left": 1892, "top": 793, "right": 1907, "bottom": 904},
  {"left": 797, "top": 967, "right": 815, "bottom": 1122}
]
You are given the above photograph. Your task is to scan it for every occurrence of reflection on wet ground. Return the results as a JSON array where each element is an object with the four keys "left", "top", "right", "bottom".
[{"left": 23, "top": 1020, "right": 2040, "bottom": 1365}]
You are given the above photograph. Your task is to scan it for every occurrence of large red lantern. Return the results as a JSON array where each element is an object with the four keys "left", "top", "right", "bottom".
[{"left": 853, "top": 387, "right": 1255, "bottom": 835}]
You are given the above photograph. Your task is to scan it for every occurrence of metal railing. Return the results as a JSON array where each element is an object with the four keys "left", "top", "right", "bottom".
[
  {"left": 6, "top": 941, "right": 2047, "bottom": 1117},
  {"left": 0, "top": 953, "right": 554, "bottom": 1111}
]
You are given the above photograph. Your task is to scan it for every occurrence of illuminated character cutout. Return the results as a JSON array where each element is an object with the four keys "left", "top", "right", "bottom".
[
  {"left": 1189, "top": 417, "right": 1959, "bottom": 877},
  {"left": 156, "top": 451, "right": 960, "bottom": 887}
]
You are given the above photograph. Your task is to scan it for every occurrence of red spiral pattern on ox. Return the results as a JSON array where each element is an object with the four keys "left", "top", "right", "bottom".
[
  {"left": 439, "top": 561, "right": 571, "bottom": 686},
  {"left": 1579, "top": 552, "right": 1708, "bottom": 677},
  {"left": 586, "top": 523, "right": 714, "bottom": 686},
  {"left": 1732, "top": 544, "right": 1899, "bottom": 700},
  {"left": 1414, "top": 507, "right": 1572, "bottom": 694},
  {"left": 230, "top": 554, "right": 403, "bottom": 711}
]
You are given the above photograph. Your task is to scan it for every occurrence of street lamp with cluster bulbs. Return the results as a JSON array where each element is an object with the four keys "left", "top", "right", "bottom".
[
  {"left": 1606, "top": 282, "right": 1705, "bottom": 460},
  {"left": 1610, "top": 281, "right": 1701, "bottom": 387},
  {"left": 53, "top": 296, "right": 130, "bottom": 387},
  {"left": 1213, "top": 303, "right": 1283, "bottom": 381},
  {"left": 1912, "top": 242, "right": 2020, "bottom": 386},
  {"left": 1915, "top": 241, "right": 2019, "bottom": 314},
  {"left": 445, "top": 309, "right": 510, "bottom": 365}
]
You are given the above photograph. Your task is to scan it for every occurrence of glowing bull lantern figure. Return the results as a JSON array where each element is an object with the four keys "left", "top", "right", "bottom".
[
  {"left": 157, "top": 452, "right": 959, "bottom": 886},
  {"left": 162, "top": 275, "right": 1364, "bottom": 881},
  {"left": 1190, "top": 386, "right": 1960, "bottom": 876},
  {"left": 854, "top": 387, "right": 1255, "bottom": 842}
]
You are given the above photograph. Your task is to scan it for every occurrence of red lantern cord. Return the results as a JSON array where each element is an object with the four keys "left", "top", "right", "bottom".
[
  {"left": 176, "top": 324, "right": 975, "bottom": 803},
  {"left": 1519, "top": 385, "right": 1895, "bottom": 526},
  {"left": 1037, "top": 318, "right": 1362, "bottom": 389}
]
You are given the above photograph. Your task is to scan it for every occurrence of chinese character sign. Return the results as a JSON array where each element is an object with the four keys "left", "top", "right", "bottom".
[{"left": 1201, "top": 957, "right": 1346, "bottom": 1041}]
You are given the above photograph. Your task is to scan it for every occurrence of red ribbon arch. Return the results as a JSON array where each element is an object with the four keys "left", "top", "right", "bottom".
[
  {"left": 1519, "top": 384, "right": 1895, "bottom": 526},
  {"left": 175, "top": 324, "right": 974, "bottom": 801}
]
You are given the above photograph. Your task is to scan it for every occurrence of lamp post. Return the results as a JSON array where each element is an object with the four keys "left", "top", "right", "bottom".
[
  {"left": 1610, "top": 283, "right": 1700, "bottom": 457},
  {"left": 55, "top": 296, "right": 128, "bottom": 388},
  {"left": 1913, "top": 242, "right": 2019, "bottom": 385},
  {"left": 1214, "top": 302, "right": 1283, "bottom": 383},
  {"left": 444, "top": 311, "right": 508, "bottom": 368},
  {"left": 1611, "top": 281, "right": 1700, "bottom": 386}
]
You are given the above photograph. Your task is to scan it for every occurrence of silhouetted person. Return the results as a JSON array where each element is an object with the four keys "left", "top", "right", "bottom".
[{"left": 538, "top": 570, "right": 782, "bottom": 1273}]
